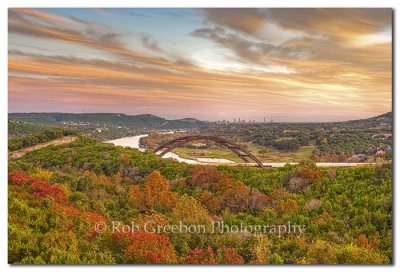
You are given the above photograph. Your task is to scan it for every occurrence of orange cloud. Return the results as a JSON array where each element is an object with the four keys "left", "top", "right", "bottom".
[{"left": 8, "top": 8, "right": 392, "bottom": 121}]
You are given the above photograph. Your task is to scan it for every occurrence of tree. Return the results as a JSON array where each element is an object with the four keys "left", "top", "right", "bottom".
[
  {"left": 189, "top": 166, "right": 232, "bottom": 192},
  {"left": 198, "top": 191, "right": 222, "bottom": 215},
  {"left": 216, "top": 247, "right": 244, "bottom": 264},
  {"left": 300, "top": 240, "right": 338, "bottom": 264},
  {"left": 185, "top": 246, "right": 244, "bottom": 264},
  {"left": 9, "top": 171, "right": 33, "bottom": 185},
  {"left": 128, "top": 171, "right": 178, "bottom": 212},
  {"left": 29, "top": 180, "right": 68, "bottom": 202},
  {"left": 171, "top": 194, "right": 211, "bottom": 227},
  {"left": 337, "top": 244, "right": 390, "bottom": 264},
  {"left": 221, "top": 185, "right": 271, "bottom": 214},
  {"left": 275, "top": 199, "right": 298, "bottom": 215},
  {"left": 39, "top": 230, "right": 80, "bottom": 264},
  {"left": 249, "top": 235, "right": 273, "bottom": 264},
  {"left": 123, "top": 232, "right": 177, "bottom": 264},
  {"left": 295, "top": 168, "right": 323, "bottom": 182},
  {"left": 221, "top": 185, "right": 250, "bottom": 213},
  {"left": 185, "top": 247, "right": 216, "bottom": 264}
]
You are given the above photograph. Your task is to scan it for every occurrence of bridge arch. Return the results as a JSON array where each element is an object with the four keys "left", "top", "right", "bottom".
[{"left": 153, "top": 135, "right": 264, "bottom": 168}]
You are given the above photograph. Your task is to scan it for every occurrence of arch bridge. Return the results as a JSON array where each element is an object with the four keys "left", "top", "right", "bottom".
[{"left": 153, "top": 135, "right": 264, "bottom": 168}]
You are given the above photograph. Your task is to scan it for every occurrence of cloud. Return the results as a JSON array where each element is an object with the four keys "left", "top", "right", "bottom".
[
  {"left": 9, "top": 9, "right": 195, "bottom": 73},
  {"left": 141, "top": 34, "right": 162, "bottom": 52},
  {"left": 8, "top": 8, "right": 392, "bottom": 121},
  {"left": 201, "top": 9, "right": 267, "bottom": 36},
  {"left": 192, "top": 26, "right": 306, "bottom": 67}
]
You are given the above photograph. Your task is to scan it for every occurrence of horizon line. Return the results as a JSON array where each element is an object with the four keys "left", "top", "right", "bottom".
[{"left": 8, "top": 111, "right": 392, "bottom": 124}]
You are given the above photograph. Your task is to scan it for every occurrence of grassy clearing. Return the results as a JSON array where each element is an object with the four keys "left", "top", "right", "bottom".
[{"left": 172, "top": 143, "right": 315, "bottom": 163}]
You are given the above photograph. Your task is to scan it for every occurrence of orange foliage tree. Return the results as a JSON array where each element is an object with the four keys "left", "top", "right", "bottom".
[
  {"left": 275, "top": 199, "right": 299, "bottom": 215},
  {"left": 295, "top": 168, "right": 323, "bottom": 182},
  {"left": 198, "top": 191, "right": 222, "bottom": 215},
  {"left": 189, "top": 166, "right": 232, "bottom": 192},
  {"left": 221, "top": 184, "right": 271, "bottom": 214},
  {"left": 216, "top": 247, "right": 244, "bottom": 264},
  {"left": 128, "top": 171, "right": 178, "bottom": 212}
]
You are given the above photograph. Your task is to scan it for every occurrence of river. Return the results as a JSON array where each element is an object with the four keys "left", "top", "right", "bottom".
[
  {"left": 105, "top": 135, "right": 372, "bottom": 168},
  {"left": 105, "top": 134, "right": 235, "bottom": 165}
]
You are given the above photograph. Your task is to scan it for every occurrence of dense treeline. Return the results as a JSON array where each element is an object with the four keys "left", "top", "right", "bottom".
[
  {"left": 202, "top": 112, "right": 392, "bottom": 161},
  {"left": 8, "top": 137, "right": 392, "bottom": 264},
  {"left": 8, "top": 128, "right": 77, "bottom": 151},
  {"left": 8, "top": 119, "right": 49, "bottom": 139}
]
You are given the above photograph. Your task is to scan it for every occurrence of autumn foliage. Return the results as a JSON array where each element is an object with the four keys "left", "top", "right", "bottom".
[
  {"left": 185, "top": 246, "right": 244, "bottom": 264},
  {"left": 52, "top": 203, "right": 105, "bottom": 223},
  {"left": 9, "top": 171, "right": 68, "bottom": 201},
  {"left": 9, "top": 171, "right": 35, "bottom": 185},
  {"left": 185, "top": 247, "right": 216, "bottom": 264},
  {"left": 29, "top": 180, "right": 68, "bottom": 201},
  {"left": 8, "top": 136, "right": 393, "bottom": 264},
  {"left": 171, "top": 194, "right": 211, "bottom": 226},
  {"left": 275, "top": 199, "right": 299, "bottom": 215},
  {"left": 294, "top": 168, "right": 323, "bottom": 182},
  {"left": 123, "top": 232, "right": 177, "bottom": 264},
  {"left": 129, "top": 171, "right": 178, "bottom": 212},
  {"left": 221, "top": 185, "right": 271, "bottom": 213},
  {"left": 190, "top": 166, "right": 232, "bottom": 192},
  {"left": 198, "top": 191, "right": 222, "bottom": 214}
]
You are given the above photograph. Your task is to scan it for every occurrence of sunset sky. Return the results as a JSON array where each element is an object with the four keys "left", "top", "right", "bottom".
[{"left": 8, "top": 8, "right": 392, "bottom": 122}]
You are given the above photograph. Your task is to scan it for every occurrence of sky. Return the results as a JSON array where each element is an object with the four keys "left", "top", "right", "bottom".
[{"left": 8, "top": 8, "right": 392, "bottom": 122}]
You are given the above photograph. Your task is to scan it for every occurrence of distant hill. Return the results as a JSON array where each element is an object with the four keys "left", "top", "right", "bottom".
[
  {"left": 367, "top": 111, "right": 392, "bottom": 122},
  {"left": 342, "top": 111, "right": 392, "bottom": 128},
  {"left": 8, "top": 113, "right": 208, "bottom": 134}
]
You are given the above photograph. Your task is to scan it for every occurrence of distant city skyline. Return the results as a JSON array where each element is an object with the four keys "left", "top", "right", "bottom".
[{"left": 9, "top": 8, "right": 392, "bottom": 122}]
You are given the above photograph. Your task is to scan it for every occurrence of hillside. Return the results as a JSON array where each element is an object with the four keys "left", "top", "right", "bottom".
[
  {"left": 341, "top": 111, "right": 392, "bottom": 129},
  {"left": 8, "top": 136, "right": 392, "bottom": 264},
  {"left": 9, "top": 113, "right": 208, "bottom": 140},
  {"left": 8, "top": 112, "right": 207, "bottom": 128}
]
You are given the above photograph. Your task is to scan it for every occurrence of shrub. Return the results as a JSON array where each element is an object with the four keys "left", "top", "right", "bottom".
[{"left": 305, "top": 199, "right": 322, "bottom": 210}]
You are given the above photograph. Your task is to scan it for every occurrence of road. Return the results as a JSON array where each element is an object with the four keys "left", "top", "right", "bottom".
[
  {"left": 9, "top": 136, "right": 78, "bottom": 159},
  {"left": 216, "top": 162, "right": 376, "bottom": 168}
]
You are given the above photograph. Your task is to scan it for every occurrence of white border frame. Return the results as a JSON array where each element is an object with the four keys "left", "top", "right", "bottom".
[{"left": 1, "top": 1, "right": 398, "bottom": 271}]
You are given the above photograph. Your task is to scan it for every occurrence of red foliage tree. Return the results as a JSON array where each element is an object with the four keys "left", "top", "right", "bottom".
[
  {"left": 29, "top": 180, "right": 68, "bottom": 201},
  {"left": 190, "top": 166, "right": 232, "bottom": 192},
  {"left": 217, "top": 247, "right": 244, "bottom": 264},
  {"left": 124, "top": 232, "right": 177, "bottom": 264},
  {"left": 9, "top": 171, "right": 34, "bottom": 185},
  {"left": 185, "top": 247, "right": 216, "bottom": 264}
]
